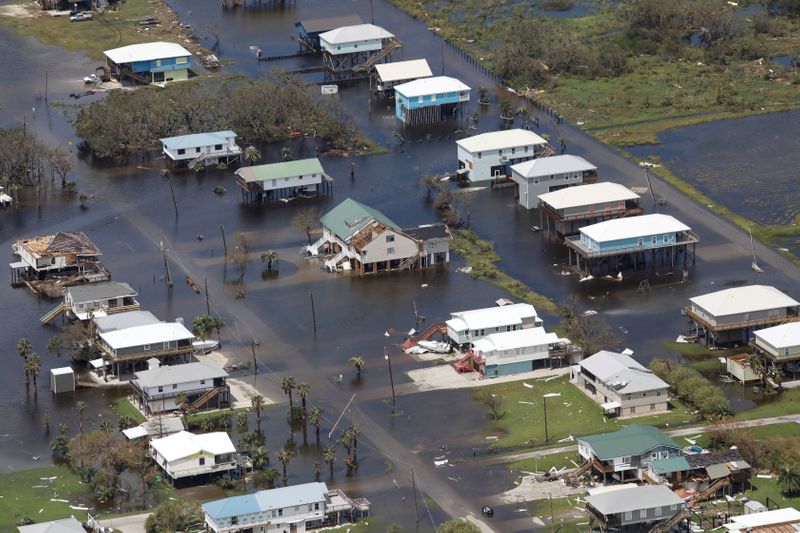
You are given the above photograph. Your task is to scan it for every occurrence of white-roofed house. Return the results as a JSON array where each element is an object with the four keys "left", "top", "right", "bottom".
[
  {"left": 687, "top": 285, "right": 800, "bottom": 347},
  {"left": 319, "top": 24, "right": 400, "bottom": 80},
  {"left": 97, "top": 321, "right": 196, "bottom": 376},
  {"left": 446, "top": 302, "right": 542, "bottom": 348},
  {"left": 585, "top": 484, "right": 686, "bottom": 531},
  {"left": 564, "top": 213, "right": 699, "bottom": 276},
  {"left": 723, "top": 508, "right": 800, "bottom": 532},
  {"left": 40, "top": 280, "right": 142, "bottom": 325},
  {"left": 160, "top": 130, "right": 242, "bottom": 169},
  {"left": 104, "top": 41, "right": 192, "bottom": 84},
  {"left": 149, "top": 430, "right": 237, "bottom": 482},
  {"left": 202, "top": 482, "right": 371, "bottom": 533},
  {"left": 394, "top": 76, "right": 470, "bottom": 126},
  {"left": 753, "top": 322, "right": 800, "bottom": 376},
  {"left": 295, "top": 15, "right": 364, "bottom": 50},
  {"left": 17, "top": 516, "right": 85, "bottom": 533},
  {"left": 234, "top": 158, "right": 333, "bottom": 204},
  {"left": 537, "top": 182, "right": 643, "bottom": 237},
  {"left": 130, "top": 360, "right": 230, "bottom": 415},
  {"left": 471, "top": 327, "right": 577, "bottom": 377},
  {"left": 572, "top": 350, "right": 669, "bottom": 418},
  {"left": 373, "top": 58, "right": 433, "bottom": 94},
  {"left": 456, "top": 129, "right": 548, "bottom": 183},
  {"left": 511, "top": 154, "right": 598, "bottom": 207}
]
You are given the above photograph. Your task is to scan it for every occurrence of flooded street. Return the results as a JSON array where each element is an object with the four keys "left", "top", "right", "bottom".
[{"left": 1, "top": 0, "right": 800, "bottom": 530}]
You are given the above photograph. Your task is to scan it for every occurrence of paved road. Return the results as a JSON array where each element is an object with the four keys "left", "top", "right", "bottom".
[
  {"left": 475, "top": 414, "right": 800, "bottom": 467},
  {"left": 98, "top": 512, "right": 150, "bottom": 533}
]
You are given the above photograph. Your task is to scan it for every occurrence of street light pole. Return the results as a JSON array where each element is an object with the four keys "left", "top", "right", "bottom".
[
  {"left": 385, "top": 346, "right": 396, "bottom": 404},
  {"left": 543, "top": 392, "right": 561, "bottom": 444}
]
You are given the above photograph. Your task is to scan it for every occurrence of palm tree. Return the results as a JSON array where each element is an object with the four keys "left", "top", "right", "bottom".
[
  {"left": 99, "top": 420, "right": 113, "bottom": 434},
  {"left": 323, "top": 446, "right": 336, "bottom": 478},
  {"left": 349, "top": 424, "right": 361, "bottom": 464},
  {"left": 342, "top": 427, "right": 353, "bottom": 459},
  {"left": 176, "top": 393, "right": 192, "bottom": 427},
  {"left": 17, "top": 338, "right": 32, "bottom": 384},
  {"left": 348, "top": 357, "right": 365, "bottom": 377},
  {"left": 779, "top": 466, "right": 800, "bottom": 495},
  {"left": 313, "top": 461, "right": 322, "bottom": 482},
  {"left": 77, "top": 401, "right": 86, "bottom": 440},
  {"left": 308, "top": 406, "right": 323, "bottom": 441},
  {"left": 251, "top": 395, "right": 266, "bottom": 434},
  {"left": 278, "top": 446, "right": 294, "bottom": 485},
  {"left": 297, "top": 383, "right": 310, "bottom": 417},
  {"left": 280, "top": 147, "right": 294, "bottom": 161},
  {"left": 281, "top": 376, "right": 296, "bottom": 410},
  {"left": 25, "top": 353, "right": 42, "bottom": 391},
  {"left": 243, "top": 145, "right": 261, "bottom": 166},
  {"left": 260, "top": 250, "right": 279, "bottom": 272},
  {"left": 251, "top": 446, "right": 270, "bottom": 471}
]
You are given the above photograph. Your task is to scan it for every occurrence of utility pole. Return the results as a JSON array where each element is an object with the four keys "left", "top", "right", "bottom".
[
  {"left": 250, "top": 339, "right": 258, "bottom": 375},
  {"left": 220, "top": 224, "right": 228, "bottom": 255},
  {"left": 204, "top": 277, "right": 210, "bottom": 315},
  {"left": 543, "top": 392, "right": 560, "bottom": 443},
  {"left": 385, "top": 346, "right": 396, "bottom": 404},
  {"left": 411, "top": 466, "right": 420, "bottom": 533},
  {"left": 160, "top": 232, "right": 173, "bottom": 287},
  {"left": 168, "top": 179, "right": 178, "bottom": 218},
  {"left": 310, "top": 291, "right": 317, "bottom": 334}
]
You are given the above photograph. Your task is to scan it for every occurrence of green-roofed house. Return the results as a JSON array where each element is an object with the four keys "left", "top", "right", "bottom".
[
  {"left": 577, "top": 425, "right": 681, "bottom": 483},
  {"left": 234, "top": 157, "right": 333, "bottom": 203},
  {"left": 308, "top": 198, "right": 451, "bottom": 274}
]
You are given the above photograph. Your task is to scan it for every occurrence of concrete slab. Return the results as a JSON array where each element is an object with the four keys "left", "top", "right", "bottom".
[{"left": 406, "top": 365, "right": 570, "bottom": 392}]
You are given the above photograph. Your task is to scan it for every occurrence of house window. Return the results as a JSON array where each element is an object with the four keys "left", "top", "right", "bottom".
[
  {"left": 177, "top": 148, "right": 185, "bottom": 155},
  {"left": 231, "top": 517, "right": 238, "bottom": 525},
  {"left": 214, "top": 144, "right": 222, "bottom": 150},
  {"left": 656, "top": 391, "right": 661, "bottom": 397},
  {"left": 498, "top": 149, "right": 503, "bottom": 156},
  {"left": 176, "top": 56, "right": 188, "bottom": 64},
  {"left": 637, "top": 237, "right": 644, "bottom": 246},
  {"left": 386, "top": 235, "right": 395, "bottom": 243},
  {"left": 629, "top": 406, "right": 636, "bottom": 414},
  {"left": 626, "top": 394, "right": 631, "bottom": 400},
  {"left": 158, "top": 386, "right": 163, "bottom": 392},
  {"left": 199, "top": 457, "right": 205, "bottom": 465},
  {"left": 278, "top": 509, "right": 283, "bottom": 517},
  {"left": 511, "top": 147, "right": 515, "bottom": 155},
  {"left": 418, "top": 96, "right": 423, "bottom": 104},
  {"left": 622, "top": 456, "right": 631, "bottom": 464},
  {"left": 200, "top": 380, "right": 206, "bottom": 385},
  {"left": 387, "top": 247, "right": 395, "bottom": 254},
  {"left": 655, "top": 506, "right": 662, "bottom": 517},
  {"left": 155, "top": 59, "right": 162, "bottom": 67},
  {"left": 639, "top": 510, "right": 646, "bottom": 519},
  {"left": 651, "top": 403, "right": 656, "bottom": 411},
  {"left": 196, "top": 148, "right": 201, "bottom": 153},
  {"left": 670, "top": 504, "right": 677, "bottom": 511},
  {"left": 564, "top": 174, "right": 569, "bottom": 181},
  {"left": 652, "top": 235, "right": 658, "bottom": 245},
  {"left": 314, "top": 503, "right": 319, "bottom": 510},
  {"left": 664, "top": 234, "right": 670, "bottom": 241},
  {"left": 163, "top": 342, "right": 170, "bottom": 350},
  {"left": 477, "top": 152, "right": 482, "bottom": 159},
  {"left": 524, "top": 145, "right": 529, "bottom": 152},
  {"left": 624, "top": 511, "right": 633, "bottom": 521},
  {"left": 143, "top": 344, "right": 151, "bottom": 351},
  {"left": 172, "top": 384, "right": 177, "bottom": 389}
]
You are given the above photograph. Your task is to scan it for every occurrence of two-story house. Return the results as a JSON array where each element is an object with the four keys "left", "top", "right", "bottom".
[
  {"left": 511, "top": 154, "right": 597, "bottom": 205},
  {"left": 43, "top": 281, "right": 141, "bottom": 325},
  {"left": 456, "top": 129, "right": 548, "bottom": 183},
  {"left": 308, "top": 198, "right": 450, "bottom": 274},
  {"left": 150, "top": 430, "right": 237, "bottom": 482},
  {"left": 373, "top": 59, "right": 433, "bottom": 95},
  {"left": 472, "top": 327, "right": 569, "bottom": 377},
  {"left": 586, "top": 485, "right": 686, "bottom": 531},
  {"left": 573, "top": 350, "right": 670, "bottom": 418},
  {"left": 202, "top": 482, "right": 370, "bottom": 533},
  {"left": 295, "top": 15, "right": 363, "bottom": 51},
  {"left": 160, "top": 131, "right": 242, "bottom": 169},
  {"left": 98, "top": 321, "right": 195, "bottom": 377},
  {"left": 753, "top": 322, "right": 800, "bottom": 376},
  {"left": 687, "top": 285, "right": 800, "bottom": 347},
  {"left": 394, "top": 76, "right": 470, "bottom": 126},
  {"left": 104, "top": 41, "right": 192, "bottom": 84},
  {"left": 445, "top": 302, "right": 543, "bottom": 349},
  {"left": 235, "top": 158, "right": 333, "bottom": 203},
  {"left": 536, "top": 182, "right": 643, "bottom": 236},
  {"left": 577, "top": 425, "right": 681, "bottom": 483},
  {"left": 12, "top": 231, "right": 102, "bottom": 279},
  {"left": 130, "top": 360, "right": 230, "bottom": 414}
]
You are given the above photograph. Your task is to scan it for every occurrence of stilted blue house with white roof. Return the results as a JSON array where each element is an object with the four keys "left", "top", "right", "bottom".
[
  {"left": 202, "top": 482, "right": 370, "bottom": 532},
  {"left": 394, "top": 76, "right": 470, "bottom": 126},
  {"left": 104, "top": 41, "right": 192, "bottom": 85}
]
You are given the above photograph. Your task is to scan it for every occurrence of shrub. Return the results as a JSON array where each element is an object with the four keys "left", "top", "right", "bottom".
[{"left": 649, "top": 358, "right": 730, "bottom": 418}]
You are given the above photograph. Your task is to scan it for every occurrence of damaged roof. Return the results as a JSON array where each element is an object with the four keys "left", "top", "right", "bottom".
[{"left": 16, "top": 231, "right": 101, "bottom": 259}]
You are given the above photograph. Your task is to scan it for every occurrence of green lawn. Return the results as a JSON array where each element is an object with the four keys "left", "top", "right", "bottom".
[
  {"left": 111, "top": 396, "right": 146, "bottom": 425},
  {"left": 745, "top": 476, "right": 800, "bottom": 509},
  {"left": 507, "top": 450, "right": 582, "bottom": 476},
  {"left": 475, "top": 376, "right": 697, "bottom": 450},
  {"left": 526, "top": 496, "right": 588, "bottom": 532},
  {"left": 0, "top": 0, "right": 203, "bottom": 61},
  {"left": 690, "top": 422, "right": 800, "bottom": 449},
  {"left": 0, "top": 465, "right": 92, "bottom": 530},
  {"left": 736, "top": 388, "right": 800, "bottom": 421}
]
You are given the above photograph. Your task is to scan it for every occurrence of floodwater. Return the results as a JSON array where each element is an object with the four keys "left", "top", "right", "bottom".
[{"left": 1, "top": 0, "right": 800, "bottom": 529}]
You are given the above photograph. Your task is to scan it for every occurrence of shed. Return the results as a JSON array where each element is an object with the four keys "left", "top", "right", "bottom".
[
  {"left": 374, "top": 59, "right": 432, "bottom": 92},
  {"left": 744, "top": 500, "right": 767, "bottom": 514},
  {"left": 50, "top": 367, "right": 75, "bottom": 394},
  {"left": 726, "top": 353, "right": 760, "bottom": 384}
]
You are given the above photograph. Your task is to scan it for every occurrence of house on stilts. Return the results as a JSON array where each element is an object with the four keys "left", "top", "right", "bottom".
[
  {"left": 295, "top": 15, "right": 363, "bottom": 51},
  {"left": 564, "top": 214, "right": 699, "bottom": 276},
  {"left": 319, "top": 24, "right": 401, "bottom": 82},
  {"left": 394, "top": 76, "right": 470, "bottom": 126},
  {"left": 372, "top": 58, "right": 432, "bottom": 97},
  {"left": 235, "top": 158, "right": 333, "bottom": 204},
  {"left": 305, "top": 198, "right": 451, "bottom": 274},
  {"left": 103, "top": 42, "right": 192, "bottom": 85},
  {"left": 160, "top": 131, "right": 242, "bottom": 170}
]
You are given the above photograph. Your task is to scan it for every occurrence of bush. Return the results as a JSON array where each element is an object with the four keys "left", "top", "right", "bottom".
[
  {"left": 649, "top": 358, "right": 730, "bottom": 418},
  {"left": 145, "top": 498, "right": 203, "bottom": 533}
]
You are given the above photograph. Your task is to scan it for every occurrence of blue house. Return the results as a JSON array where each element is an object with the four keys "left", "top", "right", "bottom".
[
  {"left": 104, "top": 42, "right": 192, "bottom": 85},
  {"left": 394, "top": 76, "right": 470, "bottom": 126},
  {"left": 295, "top": 15, "right": 363, "bottom": 51},
  {"left": 565, "top": 213, "right": 699, "bottom": 274}
]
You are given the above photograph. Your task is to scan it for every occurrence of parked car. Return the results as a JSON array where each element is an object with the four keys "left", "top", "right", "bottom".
[
  {"left": 69, "top": 12, "right": 92, "bottom": 22},
  {"left": 481, "top": 506, "right": 494, "bottom": 517},
  {"left": 83, "top": 74, "right": 100, "bottom": 84}
]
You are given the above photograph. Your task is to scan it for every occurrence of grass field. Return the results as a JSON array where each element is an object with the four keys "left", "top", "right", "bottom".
[
  {"left": 474, "top": 375, "right": 697, "bottom": 450},
  {"left": 111, "top": 396, "right": 146, "bottom": 425},
  {"left": 0, "top": 0, "right": 206, "bottom": 61},
  {"left": 0, "top": 465, "right": 92, "bottom": 530}
]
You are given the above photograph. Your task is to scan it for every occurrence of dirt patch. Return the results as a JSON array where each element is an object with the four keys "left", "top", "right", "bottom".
[{"left": 0, "top": 2, "right": 40, "bottom": 19}]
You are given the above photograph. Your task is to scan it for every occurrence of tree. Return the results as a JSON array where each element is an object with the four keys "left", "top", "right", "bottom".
[
  {"left": 478, "top": 391, "right": 505, "bottom": 420},
  {"left": 253, "top": 468, "right": 280, "bottom": 489},
  {"left": 77, "top": 401, "right": 86, "bottom": 439},
  {"left": 243, "top": 145, "right": 261, "bottom": 165},
  {"left": 348, "top": 356, "right": 365, "bottom": 377},
  {"left": 49, "top": 146, "right": 72, "bottom": 188},
  {"left": 79, "top": 194, "right": 88, "bottom": 209},
  {"left": 260, "top": 250, "right": 279, "bottom": 272},
  {"left": 421, "top": 173, "right": 439, "bottom": 198},
  {"left": 293, "top": 207, "right": 320, "bottom": 245},
  {"left": 17, "top": 338, "right": 32, "bottom": 384},
  {"left": 280, "top": 147, "right": 294, "bottom": 161},
  {"left": 779, "top": 466, "right": 800, "bottom": 495},
  {"left": 118, "top": 415, "right": 135, "bottom": 432},
  {"left": 251, "top": 395, "right": 266, "bottom": 434},
  {"left": 348, "top": 424, "right": 361, "bottom": 464},
  {"left": 46, "top": 336, "right": 63, "bottom": 355},
  {"left": 25, "top": 353, "right": 41, "bottom": 390},
  {"left": 145, "top": 498, "right": 203, "bottom": 533},
  {"left": 281, "top": 376, "right": 296, "bottom": 410},
  {"left": 313, "top": 461, "right": 322, "bottom": 481},
  {"left": 278, "top": 446, "right": 294, "bottom": 485},
  {"left": 499, "top": 99, "right": 513, "bottom": 119},
  {"left": 323, "top": 446, "right": 336, "bottom": 477},
  {"left": 297, "top": 383, "right": 310, "bottom": 417},
  {"left": 51, "top": 423, "right": 70, "bottom": 457},
  {"left": 192, "top": 315, "right": 224, "bottom": 340},
  {"left": 251, "top": 446, "right": 270, "bottom": 471},
  {"left": 176, "top": 393, "right": 193, "bottom": 428},
  {"left": 437, "top": 519, "right": 481, "bottom": 533},
  {"left": 236, "top": 410, "right": 249, "bottom": 430},
  {"left": 560, "top": 306, "right": 618, "bottom": 356},
  {"left": 309, "top": 406, "right": 324, "bottom": 441},
  {"left": 478, "top": 87, "right": 489, "bottom": 104}
]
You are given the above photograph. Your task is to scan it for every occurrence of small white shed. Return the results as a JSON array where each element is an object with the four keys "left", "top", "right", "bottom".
[{"left": 50, "top": 367, "right": 75, "bottom": 394}]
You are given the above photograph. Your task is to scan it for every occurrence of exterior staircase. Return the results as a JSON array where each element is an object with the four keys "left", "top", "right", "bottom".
[
  {"left": 649, "top": 508, "right": 691, "bottom": 533},
  {"left": 395, "top": 253, "right": 421, "bottom": 271},
  {"left": 305, "top": 235, "right": 329, "bottom": 256},
  {"left": 324, "top": 249, "right": 353, "bottom": 271},
  {"left": 353, "top": 38, "right": 403, "bottom": 72},
  {"left": 188, "top": 153, "right": 207, "bottom": 169},
  {"left": 563, "top": 460, "right": 592, "bottom": 484},
  {"left": 695, "top": 477, "right": 730, "bottom": 502},
  {"left": 40, "top": 302, "right": 68, "bottom": 325},
  {"left": 190, "top": 386, "right": 223, "bottom": 411}
]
